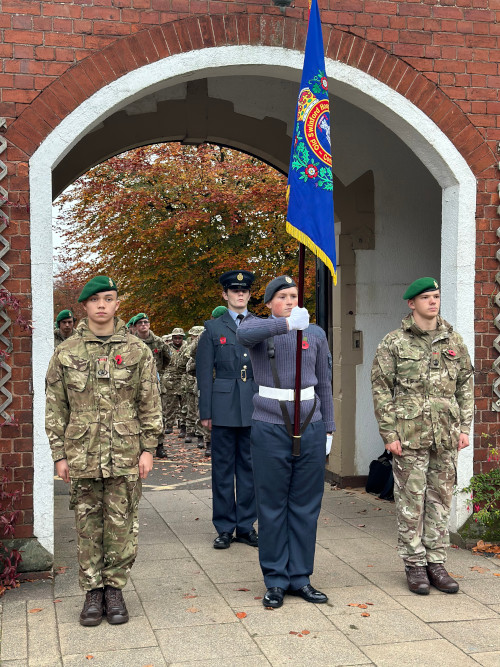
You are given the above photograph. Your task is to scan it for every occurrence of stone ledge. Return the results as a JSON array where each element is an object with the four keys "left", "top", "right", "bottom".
[{"left": 1, "top": 537, "right": 53, "bottom": 573}]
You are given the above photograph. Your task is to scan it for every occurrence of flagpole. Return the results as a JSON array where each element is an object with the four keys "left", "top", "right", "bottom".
[{"left": 292, "top": 243, "right": 305, "bottom": 453}]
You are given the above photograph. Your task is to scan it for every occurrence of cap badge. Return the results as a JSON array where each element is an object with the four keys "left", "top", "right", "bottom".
[
  {"left": 109, "top": 278, "right": 114, "bottom": 287},
  {"left": 237, "top": 273, "right": 243, "bottom": 281},
  {"left": 433, "top": 280, "right": 438, "bottom": 288},
  {"left": 285, "top": 276, "right": 292, "bottom": 283},
  {"left": 68, "top": 311, "right": 72, "bottom": 317}
]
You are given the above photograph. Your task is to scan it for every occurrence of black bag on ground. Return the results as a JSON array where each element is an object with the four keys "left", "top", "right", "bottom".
[{"left": 366, "top": 450, "right": 394, "bottom": 501}]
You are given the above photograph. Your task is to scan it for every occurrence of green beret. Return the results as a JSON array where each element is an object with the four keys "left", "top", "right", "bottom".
[
  {"left": 132, "top": 312, "right": 148, "bottom": 325},
  {"left": 211, "top": 306, "right": 228, "bottom": 319},
  {"left": 126, "top": 317, "right": 135, "bottom": 328},
  {"left": 403, "top": 277, "right": 439, "bottom": 300},
  {"left": 56, "top": 309, "right": 75, "bottom": 324},
  {"left": 78, "top": 276, "right": 118, "bottom": 303}
]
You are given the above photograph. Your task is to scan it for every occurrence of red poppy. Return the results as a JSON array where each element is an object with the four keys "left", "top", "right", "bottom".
[
  {"left": 154, "top": 348, "right": 159, "bottom": 354},
  {"left": 220, "top": 337, "right": 226, "bottom": 344},
  {"left": 302, "top": 341, "right": 309, "bottom": 350},
  {"left": 115, "top": 355, "right": 123, "bottom": 365},
  {"left": 447, "top": 349, "right": 456, "bottom": 356}
]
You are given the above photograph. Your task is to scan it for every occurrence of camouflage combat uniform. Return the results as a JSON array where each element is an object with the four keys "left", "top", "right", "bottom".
[
  {"left": 45, "top": 317, "right": 162, "bottom": 590},
  {"left": 186, "top": 337, "right": 210, "bottom": 443},
  {"left": 137, "top": 330, "right": 170, "bottom": 443},
  {"left": 162, "top": 340, "right": 188, "bottom": 430},
  {"left": 54, "top": 328, "right": 68, "bottom": 347},
  {"left": 371, "top": 314, "right": 473, "bottom": 566}
]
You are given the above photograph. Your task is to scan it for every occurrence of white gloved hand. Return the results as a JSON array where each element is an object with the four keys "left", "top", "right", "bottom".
[
  {"left": 287, "top": 306, "right": 310, "bottom": 331},
  {"left": 326, "top": 434, "right": 333, "bottom": 456}
]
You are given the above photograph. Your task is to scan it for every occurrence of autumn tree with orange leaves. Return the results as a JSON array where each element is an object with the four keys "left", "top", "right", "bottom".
[{"left": 54, "top": 143, "right": 316, "bottom": 333}]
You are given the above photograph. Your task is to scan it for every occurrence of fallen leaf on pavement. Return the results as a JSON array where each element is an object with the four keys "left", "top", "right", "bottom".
[
  {"left": 357, "top": 524, "right": 365, "bottom": 528},
  {"left": 85, "top": 656, "right": 93, "bottom": 660},
  {"left": 183, "top": 594, "right": 197, "bottom": 599},
  {"left": 302, "top": 630, "right": 310, "bottom": 635},
  {"left": 447, "top": 572, "right": 463, "bottom": 579},
  {"left": 254, "top": 596, "right": 262, "bottom": 600},
  {"left": 236, "top": 612, "right": 247, "bottom": 619},
  {"left": 186, "top": 607, "right": 200, "bottom": 613},
  {"left": 289, "top": 631, "right": 298, "bottom": 635},
  {"left": 53, "top": 599, "right": 62, "bottom": 603},
  {"left": 361, "top": 612, "right": 370, "bottom": 617},
  {"left": 235, "top": 588, "right": 250, "bottom": 591},
  {"left": 28, "top": 608, "right": 43, "bottom": 613},
  {"left": 493, "top": 573, "right": 500, "bottom": 577},
  {"left": 470, "top": 565, "right": 489, "bottom": 573},
  {"left": 348, "top": 603, "right": 367, "bottom": 608}
]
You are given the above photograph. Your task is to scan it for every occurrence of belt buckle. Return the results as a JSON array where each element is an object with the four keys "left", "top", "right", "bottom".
[{"left": 240, "top": 368, "right": 247, "bottom": 382}]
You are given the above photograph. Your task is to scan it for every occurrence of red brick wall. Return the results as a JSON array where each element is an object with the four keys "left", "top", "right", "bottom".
[{"left": 0, "top": 1, "right": 498, "bottom": 538}]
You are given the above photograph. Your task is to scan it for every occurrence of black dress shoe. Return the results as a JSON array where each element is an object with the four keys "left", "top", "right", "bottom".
[
  {"left": 263, "top": 587, "right": 285, "bottom": 608},
  {"left": 233, "top": 529, "right": 258, "bottom": 547},
  {"left": 288, "top": 584, "right": 328, "bottom": 603},
  {"left": 213, "top": 532, "right": 233, "bottom": 549}
]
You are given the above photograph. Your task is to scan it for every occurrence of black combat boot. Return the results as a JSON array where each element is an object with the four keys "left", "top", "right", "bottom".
[
  {"left": 178, "top": 425, "right": 186, "bottom": 438},
  {"left": 80, "top": 588, "right": 104, "bottom": 626},
  {"left": 205, "top": 442, "right": 211, "bottom": 458},
  {"left": 155, "top": 444, "right": 168, "bottom": 458},
  {"left": 405, "top": 565, "right": 430, "bottom": 595},
  {"left": 185, "top": 432, "right": 196, "bottom": 443},
  {"left": 197, "top": 436, "right": 205, "bottom": 449},
  {"left": 104, "top": 586, "right": 129, "bottom": 624},
  {"left": 164, "top": 427, "right": 173, "bottom": 434}
]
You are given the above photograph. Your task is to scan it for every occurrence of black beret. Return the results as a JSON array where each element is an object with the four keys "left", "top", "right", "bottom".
[{"left": 264, "top": 275, "right": 297, "bottom": 303}]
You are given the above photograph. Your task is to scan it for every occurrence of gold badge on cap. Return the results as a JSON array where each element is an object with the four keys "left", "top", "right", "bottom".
[
  {"left": 237, "top": 273, "right": 243, "bottom": 281},
  {"left": 68, "top": 311, "right": 72, "bottom": 317},
  {"left": 285, "top": 276, "right": 292, "bottom": 283},
  {"left": 434, "top": 280, "right": 438, "bottom": 288},
  {"left": 109, "top": 278, "right": 114, "bottom": 287}
]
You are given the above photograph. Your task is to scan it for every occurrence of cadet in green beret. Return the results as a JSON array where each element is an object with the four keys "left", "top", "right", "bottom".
[
  {"left": 211, "top": 306, "right": 228, "bottom": 319},
  {"left": 133, "top": 313, "right": 171, "bottom": 458},
  {"left": 45, "top": 275, "right": 162, "bottom": 627},
  {"left": 371, "top": 277, "right": 473, "bottom": 596},
  {"left": 54, "top": 309, "right": 77, "bottom": 347}
]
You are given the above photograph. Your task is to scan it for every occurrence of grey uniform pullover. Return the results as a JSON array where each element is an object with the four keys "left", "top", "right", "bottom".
[{"left": 236, "top": 314, "right": 335, "bottom": 433}]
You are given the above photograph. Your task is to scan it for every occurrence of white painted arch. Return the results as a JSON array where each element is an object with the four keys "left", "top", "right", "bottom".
[{"left": 30, "top": 45, "right": 476, "bottom": 552}]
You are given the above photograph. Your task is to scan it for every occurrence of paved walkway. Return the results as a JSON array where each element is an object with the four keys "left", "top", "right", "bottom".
[{"left": 1, "top": 484, "right": 500, "bottom": 666}]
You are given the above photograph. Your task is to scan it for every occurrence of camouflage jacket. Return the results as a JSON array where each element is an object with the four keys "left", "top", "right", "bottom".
[
  {"left": 162, "top": 341, "right": 188, "bottom": 386},
  {"left": 371, "top": 314, "right": 473, "bottom": 450},
  {"left": 54, "top": 328, "right": 69, "bottom": 347},
  {"left": 45, "top": 317, "right": 163, "bottom": 478},
  {"left": 136, "top": 330, "right": 170, "bottom": 375}
]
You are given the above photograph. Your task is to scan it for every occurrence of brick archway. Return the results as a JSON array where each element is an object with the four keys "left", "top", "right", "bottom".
[{"left": 6, "top": 14, "right": 493, "bottom": 173}]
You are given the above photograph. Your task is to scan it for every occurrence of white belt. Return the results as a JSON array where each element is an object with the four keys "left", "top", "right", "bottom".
[{"left": 258, "top": 386, "right": 315, "bottom": 401}]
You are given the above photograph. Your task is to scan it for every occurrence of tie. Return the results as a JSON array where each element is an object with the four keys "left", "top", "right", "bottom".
[{"left": 236, "top": 314, "right": 244, "bottom": 326}]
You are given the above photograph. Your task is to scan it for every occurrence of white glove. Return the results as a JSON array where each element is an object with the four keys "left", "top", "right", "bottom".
[
  {"left": 287, "top": 306, "right": 309, "bottom": 331},
  {"left": 326, "top": 434, "right": 333, "bottom": 456}
]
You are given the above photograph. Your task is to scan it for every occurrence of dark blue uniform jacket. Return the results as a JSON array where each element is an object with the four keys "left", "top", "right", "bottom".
[{"left": 196, "top": 310, "right": 257, "bottom": 427}]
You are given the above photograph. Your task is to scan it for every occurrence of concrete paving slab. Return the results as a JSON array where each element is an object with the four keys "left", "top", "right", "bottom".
[
  {"left": 132, "top": 571, "right": 218, "bottom": 599},
  {"left": 1, "top": 580, "right": 53, "bottom": 603},
  {"left": 129, "top": 556, "right": 206, "bottom": 581},
  {"left": 199, "top": 559, "right": 264, "bottom": 584},
  {"left": 167, "top": 520, "right": 217, "bottom": 536},
  {"left": 469, "top": 650, "right": 500, "bottom": 666},
  {"left": 319, "top": 536, "right": 399, "bottom": 564},
  {"left": 172, "top": 532, "right": 220, "bottom": 549},
  {"left": 393, "top": 592, "right": 498, "bottom": 622},
  {"left": 169, "top": 657, "right": 270, "bottom": 667},
  {"left": 58, "top": 615, "right": 157, "bottom": 656},
  {"left": 26, "top": 598, "right": 61, "bottom": 665},
  {"left": 135, "top": 541, "right": 191, "bottom": 561},
  {"left": 317, "top": 519, "right": 369, "bottom": 541},
  {"left": 63, "top": 647, "right": 167, "bottom": 666},
  {"left": 140, "top": 590, "right": 238, "bottom": 629},
  {"left": 319, "top": 584, "right": 405, "bottom": 616},
  {"left": 303, "top": 556, "right": 370, "bottom": 589},
  {"left": 54, "top": 591, "right": 144, "bottom": 624},
  {"left": 156, "top": 505, "right": 213, "bottom": 521},
  {"left": 215, "top": 580, "right": 295, "bottom": 608},
  {"left": 255, "top": 629, "right": 369, "bottom": 665},
  {"left": 155, "top": 623, "right": 262, "bottom": 662},
  {"left": 343, "top": 515, "right": 398, "bottom": 545},
  {"left": 235, "top": 602, "right": 335, "bottom": 636},
  {"left": 188, "top": 544, "right": 260, "bottom": 565},
  {"left": 0, "top": 600, "right": 27, "bottom": 661},
  {"left": 331, "top": 609, "right": 440, "bottom": 646},
  {"left": 1, "top": 661, "right": 29, "bottom": 667},
  {"left": 429, "top": 618, "right": 500, "bottom": 653},
  {"left": 362, "top": 638, "right": 478, "bottom": 666}
]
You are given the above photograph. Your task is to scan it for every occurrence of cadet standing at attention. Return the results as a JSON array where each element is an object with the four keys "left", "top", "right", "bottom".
[
  {"left": 162, "top": 327, "right": 188, "bottom": 436},
  {"left": 54, "top": 309, "right": 77, "bottom": 347},
  {"left": 133, "top": 312, "right": 171, "bottom": 458},
  {"left": 371, "top": 277, "right": 473, "bottom": 595},
  {"left": 45, "top": 276, "right": 162, "bottom": 626},
  {"left": 237, "top": 275, "right": 334, "bottom": 609},
  {"left": 196, "top": 270, "right": 258, "bottom": 549}
]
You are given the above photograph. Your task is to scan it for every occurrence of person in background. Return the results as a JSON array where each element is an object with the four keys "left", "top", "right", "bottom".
[
  {"left": 54, "top": 309, "right": 77, "bottom": 347},
  {"left": 197, "top": 270, "right": 258, "bottom": 550}
]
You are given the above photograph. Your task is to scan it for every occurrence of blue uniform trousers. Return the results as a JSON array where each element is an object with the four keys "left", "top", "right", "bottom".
[
  {"left": 251, "top": 419, "right": 326, "bottom": 590},
  {"left": 211, "top": 425, "right": 256, "bottom": 535}
]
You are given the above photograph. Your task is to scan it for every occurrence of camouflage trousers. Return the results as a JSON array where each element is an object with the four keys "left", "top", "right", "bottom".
[
  {"left": 184, "top": 388, "right": 210, "bottom": 442},
  {"left": 162, "top": 390, "right": 185, "bottom": 430},
  {"left": 393, "top": 445, "right": 457, "bottom": 566},
  {"left": 70, "top": 476, "right": 142, "bottom": 591}
]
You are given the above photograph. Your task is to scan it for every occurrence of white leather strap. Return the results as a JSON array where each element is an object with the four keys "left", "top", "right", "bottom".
[{"left": 258, "top": 386, "right": 315, "bottom": 401}]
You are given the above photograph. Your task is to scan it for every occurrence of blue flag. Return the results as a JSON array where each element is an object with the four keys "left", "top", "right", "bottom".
[{"left": 286, "top": 0, "right": 336, "bottom": 283}]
